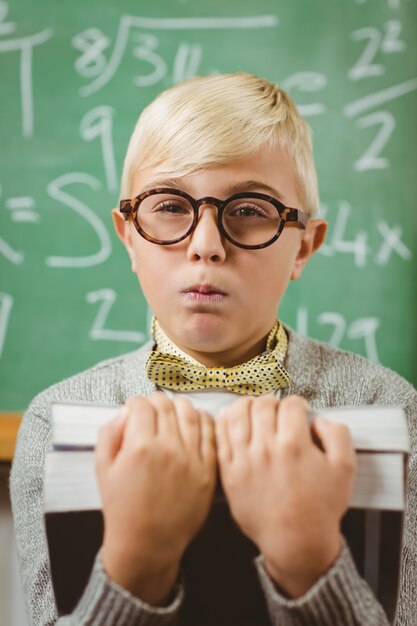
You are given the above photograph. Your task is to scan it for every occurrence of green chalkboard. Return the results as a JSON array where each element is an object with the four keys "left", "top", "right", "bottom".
[{"left": 1, "top": 0, "right": 416, "bottom": 411}]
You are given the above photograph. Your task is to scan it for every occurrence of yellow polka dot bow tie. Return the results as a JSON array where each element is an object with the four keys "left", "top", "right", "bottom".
[{"left": 145, "top": 318, "right": 292, "bottom": 396}]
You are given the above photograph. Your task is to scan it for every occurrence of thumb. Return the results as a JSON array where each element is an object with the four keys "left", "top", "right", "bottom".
[{"left": 95, "top": 412, "right": 127, "bottom": 474}]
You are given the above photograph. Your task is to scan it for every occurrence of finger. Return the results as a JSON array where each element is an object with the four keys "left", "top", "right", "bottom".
[
  {"left": 215, "top": 412, "right": 233, "bottom": 465},
  {"left": 313, "top": 417, "right": 356, "bottom": 473},
  {"left": 277, "top": 395, "right": 311, "bottom": 447},
  {"left": 95, "top": 412, "right": 126, "bottom": 475},
  {"left": 146, "top": 391, "right": 181, "bottom": 442},
  {"left": 250, "top": 394, "right": 278, "bottom": 450},
  {"left": 224, "top": 397, "right": 252, "bottom": 454},
  {"left": 175, "top": 397, "right": 201, "bottom": 452},
  {"left": 122, "top": 396, "right": 157, "bottom": 446},
  {"left": 200, "top": 411, "right": 216, "bottom": 466}
]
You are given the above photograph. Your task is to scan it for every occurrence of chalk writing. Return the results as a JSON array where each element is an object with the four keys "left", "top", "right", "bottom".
[
  {"left": 296, "top": 307, "right": 380, "bottom": 362},
  {"left": 345, "top": 14, "right": 413, "bottom": 173},
  {"left": 86, "top": 289, "right": 145, "bottom": 343},
  {"left": 355, "top": 0, "right": 405, "bottom": 11},
  {"left": 172, "top": 41, "right": 203, "bottom": 84},
  {"left": 319, "top": 202, "right": 369, "bottom": 267},
  {"left": 5, "top": 196, "right": 40, "bottom": 223},
  {"left": 0, "top": 238, "right": 24, "bottom": 265},
  {"left": 45, "top": 173, "right": 111, "bottom": 268},
  {"left": 344, "top": 77, "right": 417, "bottom": 117},
  {"left": 0, "top": 184, "right": 26, "bottom": 264},
  {"left": 72, "top": 27, "right": 111, "bottom": 78},
  {"left": 131, "top": 32, "right": 167, "bottom": 86},
  {"left": 347, "top": 317, "right": 380, "bottom": 363},
  {"left": 73, "top": 15, "right": 279, "bottom": 96},
  {"left": 348, "top": 21, "right": 405, "bottom": 81},
  {"left": 320, "top": 201, "right": 412, "bottom": 267},
  {"left": 354, "top": 111, "right": 395, "bottom": 171},
  {"left": 0, "top": 2, "right": 52, "bottom": 137},
  {"left": 282, "top": 72, "right": 327, "bottom": 117},
  {"left": 0, "top": 292, "right": 13, "bottom": 358},
  {"left": 349, "top": 27, "right": 385, "bottom": 81},
  {"left": 80, "top": 107, "right": 118, "bottom": 192},
  {"left": 375, "top": 220, "right": 412, "bottom": 265},
  {"left": 0, "top": 1, "right": 15, "bottom": 36}
]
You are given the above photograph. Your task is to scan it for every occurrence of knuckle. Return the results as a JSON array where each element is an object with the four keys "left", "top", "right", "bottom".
[
  {"left": 199, "top": 467, "right": 215, "bottom": 491},
  {"left": 227, "top": 411, "right": 247, "bottom": 429},
  {"left": 159, "top": 445, "right": 177, "bottom": 464},
  {"left": 281, "top": 437, "right": 302, "bottom": 458},
  {"left": 130, "top": 439, "right": 180, "bottom": 466},
  {"left": 200, "top": 411, "right": 212, "bottom": 425},
  {"left": 227, "top": 461, "right": 249, "bottom": 488},
  {"left": 131, "top": 437, "right": 151, "bottom": 455},
  {"left": 249, "top": 443, "right": 270, "bottom": 464},
  {"left": 254, "top": 393, "right": 277, "bottom": 406},
  {"left": 228, "top": 411, "right": 242, "bottom": 426},
  {"left": 174, "top": 396, "right": 192, "bottom": 410},
  {"left": 150, "top": 390, "right": 166, "bottom": 399},
  {"left": 149, "top": 391, "right": 173, "bottom": 410},
  {"left": 339, "top": 454, "right": 357, "bottom": 475},
  {"left": 125, "top": 395, "right": 147, "bottom": 413},
  {"left": 230, "top": 396, "right": 252, "bottom": 413},
  {"left": 205, "top": 416, "right": 216, "bottom": 438},
  {"left": 337, "top": 423, "right": 352, "bottom": 439},
  {"left": 185, "top": 409, "right": 199, "bottom": 425},
  {"left": 174, "top": 397, "right": 198, "bottom": 422},
  {"left": 281, "top": 395, "right": 309, "bottom": 411}
]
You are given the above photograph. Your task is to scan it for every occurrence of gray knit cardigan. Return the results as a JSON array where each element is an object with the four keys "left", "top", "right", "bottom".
[{"left": 9, "top": 326, "right": 417, "bottom": 626}]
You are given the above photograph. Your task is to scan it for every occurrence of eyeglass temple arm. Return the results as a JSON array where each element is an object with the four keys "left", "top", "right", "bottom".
[
  {"left": 283, "top": 208, "right": 309, "bottom": 228},
  {"left": 119, "top": 200, "right": 137, "bottom": 220}
]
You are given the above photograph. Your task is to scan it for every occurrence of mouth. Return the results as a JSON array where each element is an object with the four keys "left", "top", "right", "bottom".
[
  {"left": 182, "top": 284, "right": 228, "bottom": 303},
  {"left": 183, "top": 284, "right": 227, "bottom": 295}
]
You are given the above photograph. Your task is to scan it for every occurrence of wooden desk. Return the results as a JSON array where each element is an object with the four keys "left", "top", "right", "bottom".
[{"left": 0, "top": 413, "right": 22, "bottom": 461}]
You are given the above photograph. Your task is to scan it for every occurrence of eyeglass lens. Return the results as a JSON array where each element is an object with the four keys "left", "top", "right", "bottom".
[{"left": 135, "top": 192, "right": 281, "bottom": 246}]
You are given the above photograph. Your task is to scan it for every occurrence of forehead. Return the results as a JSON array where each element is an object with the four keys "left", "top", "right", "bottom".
[{"left": 131, "top": 145, "right": 301, "bottom": 206}]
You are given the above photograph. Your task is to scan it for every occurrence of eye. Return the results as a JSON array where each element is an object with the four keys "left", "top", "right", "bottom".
[
  {"left": 229, "top": 203, "right": 269, "bottom": 218},
  {"left": 153, "top": 200, "right": 191, "bottom": 214}
]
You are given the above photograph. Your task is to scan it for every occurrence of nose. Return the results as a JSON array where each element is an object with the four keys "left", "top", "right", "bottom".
[{"left": 186, "top": 203, "right": 227, "bottom": 263}]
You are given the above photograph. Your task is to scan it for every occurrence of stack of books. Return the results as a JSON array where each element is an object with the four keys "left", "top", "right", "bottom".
[{"left": 44, "top": 402, "right": 409, "bottom": 623}]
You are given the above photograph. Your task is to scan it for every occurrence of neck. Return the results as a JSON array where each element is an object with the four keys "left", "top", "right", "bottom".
[{"left": 177, "top": 334, "right": 270, "bottom": 368}]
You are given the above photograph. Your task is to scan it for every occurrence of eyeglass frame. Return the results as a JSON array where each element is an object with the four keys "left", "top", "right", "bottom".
[{"left": 119, "top": 187, "right": 309, "bottom": 250}]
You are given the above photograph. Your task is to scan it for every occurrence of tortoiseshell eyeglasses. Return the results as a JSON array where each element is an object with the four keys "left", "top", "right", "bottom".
[{"left": 119, "top": 187, "right": 308, "bottom": 250}]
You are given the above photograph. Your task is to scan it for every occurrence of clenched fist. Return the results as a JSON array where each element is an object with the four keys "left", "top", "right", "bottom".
[
  {"left": 215, "top": 394, "right": 356, "bottom": 598},
  {"left": 96, "top": 392, "right": 217, "bottom": 605}
]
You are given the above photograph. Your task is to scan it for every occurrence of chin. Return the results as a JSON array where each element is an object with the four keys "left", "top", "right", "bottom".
[{"left": 178, "top": 314, "right": 228, "bottom": 346}]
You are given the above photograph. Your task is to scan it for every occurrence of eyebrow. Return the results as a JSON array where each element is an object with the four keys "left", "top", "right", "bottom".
[{"left": 140, "top": 178, "right": 287, "bottom": 203}]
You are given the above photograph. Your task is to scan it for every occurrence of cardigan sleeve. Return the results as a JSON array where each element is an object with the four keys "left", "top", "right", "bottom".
[{"left": 254, "top": 539, "right": 389, "bottom": 625}]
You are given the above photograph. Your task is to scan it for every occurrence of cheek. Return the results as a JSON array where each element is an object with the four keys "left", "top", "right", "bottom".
[
  {"left": 133, "top": 243, "right": 176, "bottom": 305},
  {"left": 244, "top": 246, "right": 295, "bottom": 291}
]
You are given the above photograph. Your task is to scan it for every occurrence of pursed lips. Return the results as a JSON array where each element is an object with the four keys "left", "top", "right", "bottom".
[
  {"left": 181, "top": 284, "right": 229, "bottom": 304},
  {"left": 183, "top": 284, "right": 227, "bottom": 295}
]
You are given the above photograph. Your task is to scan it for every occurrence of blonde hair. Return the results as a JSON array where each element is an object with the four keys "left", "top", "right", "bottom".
[{"left": 120, "top": 73, "right": 320, "bottom": 216}]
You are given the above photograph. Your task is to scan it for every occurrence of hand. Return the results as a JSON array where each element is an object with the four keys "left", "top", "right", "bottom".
[
  {"left": 96, "top": 392, "right": 217, "bottom": 605},
  {"left": 215, "top": 394, "right": 356, "bottom": 598}
]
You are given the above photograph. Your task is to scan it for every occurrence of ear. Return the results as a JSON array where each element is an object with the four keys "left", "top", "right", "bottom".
[
  {"left": 112, "top": 208, "right": 138, "bottom": 273},
  {"left": 290, "top": 219, "right": 327, "bottom": 280}
]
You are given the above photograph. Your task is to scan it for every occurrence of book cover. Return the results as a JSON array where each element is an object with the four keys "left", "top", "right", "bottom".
[{"left": 45, "top": 499, "right": 403, "bottom": 624}]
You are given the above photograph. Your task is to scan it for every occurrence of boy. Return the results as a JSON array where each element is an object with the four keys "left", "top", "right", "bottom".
[{"left": 10, "top": 73, "right": 417, "bottom": 626}]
